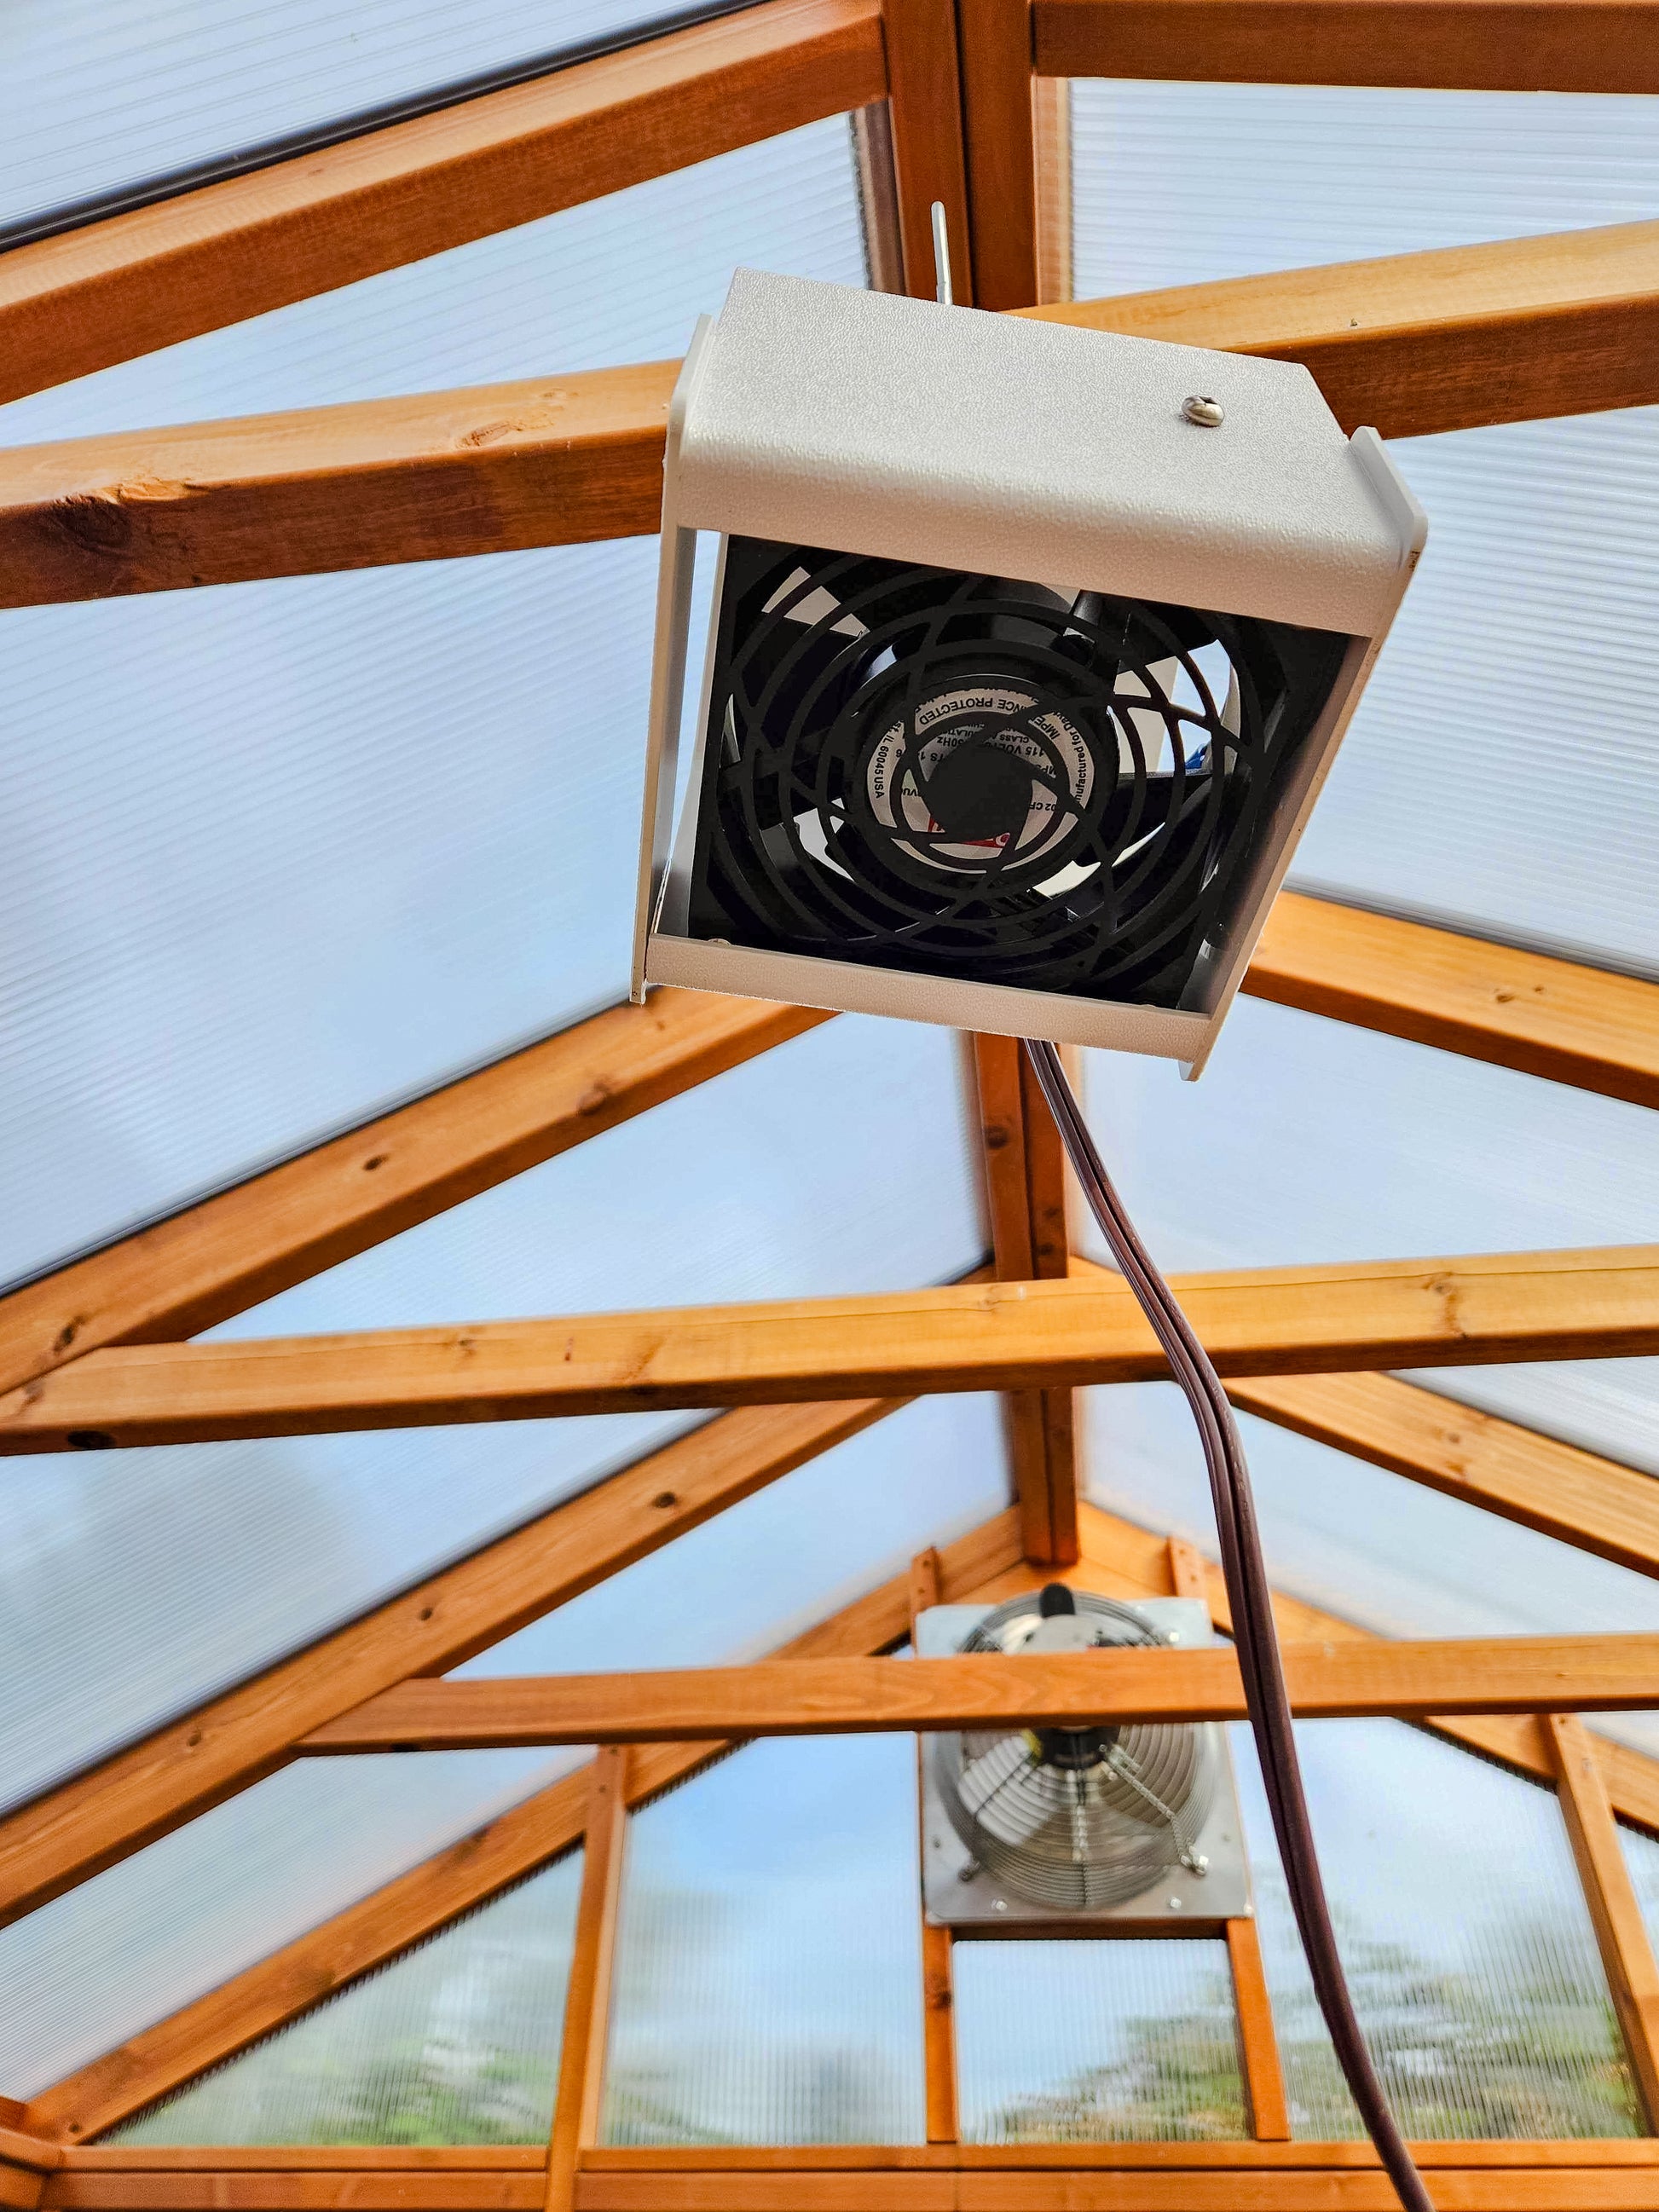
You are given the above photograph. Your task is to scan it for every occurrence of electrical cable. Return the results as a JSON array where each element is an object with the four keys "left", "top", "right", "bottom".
[{"left": 1022, "top": 1037, "right": 1432, "bottom": 2212}]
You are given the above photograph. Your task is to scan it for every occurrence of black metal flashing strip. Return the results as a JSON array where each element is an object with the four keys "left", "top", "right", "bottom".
[{"left": 0, "top": 0, "right": 764, "bottom": 257}]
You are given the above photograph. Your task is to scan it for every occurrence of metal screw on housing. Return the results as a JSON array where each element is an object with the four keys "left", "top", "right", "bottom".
[{"left": 1182, "top": 395, "right": 1225, "bottom": 427}]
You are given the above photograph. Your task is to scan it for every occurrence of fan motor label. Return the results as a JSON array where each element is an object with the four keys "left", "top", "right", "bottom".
[{"left": 867, "top": 686, "right": 1093, "bottom": 872}]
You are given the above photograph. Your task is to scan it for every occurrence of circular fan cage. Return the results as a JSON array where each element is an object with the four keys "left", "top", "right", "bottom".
[
  {"left": 688, "top": 542, "right": 1339, "bottom": 1008},
  {"left": 933, "top": 1591, "right": 1216, "bottom": 1913}
]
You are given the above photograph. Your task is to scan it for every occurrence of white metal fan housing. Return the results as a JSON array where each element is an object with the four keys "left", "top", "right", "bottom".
[{"left": 632, "top": 269, "right": 1425, "bottom": 1073}]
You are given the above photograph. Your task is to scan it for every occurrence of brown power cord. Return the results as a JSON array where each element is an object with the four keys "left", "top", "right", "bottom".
[{"left": 1023, "top": 1038, "right": 1431, "bottom": 2212}]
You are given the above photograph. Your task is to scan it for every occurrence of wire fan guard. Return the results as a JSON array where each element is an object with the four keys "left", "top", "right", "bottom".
[
  {"left": 937, "top": 1592, "right": 1214, "bottom": 1911},
  {"left": 683, "top": 537, "right": 1350, "bottom": 1010}
]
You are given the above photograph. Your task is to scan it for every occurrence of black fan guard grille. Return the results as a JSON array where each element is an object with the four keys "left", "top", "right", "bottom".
[{"left": 685, "top": 538, "right": 1350, "bottom": 1010}]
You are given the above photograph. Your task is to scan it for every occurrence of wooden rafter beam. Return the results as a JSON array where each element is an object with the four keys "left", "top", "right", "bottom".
[
  {"left": 22, "top": 1513, "right": 1025, "bottom": 2144},
  {"left": 5, "top": 1245, "right": 1656, "bottom": 1453},
  {"left": 1243, "top": 892, "right": 1659, "bottom": 1112},
  {"left": 5, "top": 221, "right": 1657, "bottom": 609},
  {"left": 0, "top": 364, "right": 675, "bottom": 609},
  {"left": 1029, "top": 218, "right": 1659, "bottom": 443},
  {"left": 298, "top": 1634, "right": 1659, "bottom": 1751},
  {"left": 0, "top": 990, "right": 827, "bottom": 1401},
  {"left": 0, "top": 1397, "right": 902, "bottom": 1934},
  {"left": 0, "top": 0, "right": 885, "bottom": 409},
  {"left": 1230, "top": 1371, "right": 1659, "bottom": 1580},
  {"left": 1032, "top": 0, "right": 1659, "bottom": 89}
]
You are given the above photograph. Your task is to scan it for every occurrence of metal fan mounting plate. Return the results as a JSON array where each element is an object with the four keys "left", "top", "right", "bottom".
[{"left": 916, "top": 1598, "right": 1251, "bottom": 1933}]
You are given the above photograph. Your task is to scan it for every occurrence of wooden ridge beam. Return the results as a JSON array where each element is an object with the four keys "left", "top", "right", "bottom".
[
  {"left": 1032, "top": 0, "right": 1659, "bottom": 90},
  {"left": 5, "top": 222, "right": 1657, "bottom": 610},
  {"left": 298, "top": 1634, "right": 1659, "bottom": 1750},
  {"left": 6, "top": 1244, "right": 1656, "bottom": 1453},
  {"left": 882, "top": 0, "right": 974, "bottom": 302},
  {"left": 23, "top": 1513, "right": 1024, "bottom": 2144},
  {"left": 1244, "top": 892, "right": 1659, "bottom": 1112},
  {"left": 1025, "top": 217, "right": 1659, "bottom": 442},
  {"left": 0, "top": 1397, "right": 901, "bottom": 1936},
  {"left": 1230, "top": 1370, "right": 1659, "bottom": 1580},
  {"left": 0, "top": 989, "right": 827, "bottom": 1401},
  {"left": 0, "top": 0, "right": 885, "bottom": 409}
]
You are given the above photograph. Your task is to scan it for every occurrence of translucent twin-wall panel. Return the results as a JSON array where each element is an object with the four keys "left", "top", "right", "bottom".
[
  {"left": 601, "top": 1736, "right": 927, "bottom": 2146},
  {"left": 955, "top": 1940, "right": 1246, "bottom": 2143},
  {"left": 1061, "top": 82, "right": 1659, "bottom": 984},
  {"left": 0, "top": 0, "right": 751, "bottom": 239},
  {"left": 110, "top": 1851, "right": 586, "bottom": 2146},
  {"left": 0, "top": 1390, "right": 1009, "bottom": 2098},
  {"left": 1242, "top": 1722, "right": 1639, "bottom": 2140},
  {"left": 0, "top": 113, "right": 873, "bottom": 1289}
]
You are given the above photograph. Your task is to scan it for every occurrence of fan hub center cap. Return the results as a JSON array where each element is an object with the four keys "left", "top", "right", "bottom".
[{"left": 922, "top": 736, "right": 1033, "bottom": 842}]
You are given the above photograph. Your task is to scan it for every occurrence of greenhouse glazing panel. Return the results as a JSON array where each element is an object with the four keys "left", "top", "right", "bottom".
[
  {"left": 603, "top": 1736, "right": 926, "bottom": 2144},
  {"left": 1066, "top": 83, "right": 1659, "bottom": 984},
  {"left": 955, "top": 1939, "right": 1246, "bottom": 2143},
  {"left": 0, "top": 114, "right": 872, "bottom": 1292},
  {"left": 1238, "top": 1720, "right": 1638, "bottom": 2138},
  {"left": 107, "top": 1852, "right": 585, "bottom": 2144}
]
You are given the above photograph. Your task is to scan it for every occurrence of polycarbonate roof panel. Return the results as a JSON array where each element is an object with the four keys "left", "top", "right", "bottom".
[
  {"left": 1293, "top": 411, "right": 1659, "bottom": 979},
  {"left": 3, "top": 1016, "right": 986, "bottom": 1811},
  {"left": 1072, "top": 83, "right": 1659, "bottom": 297},
  {"left": 0, "top": 1389, "right": 1007, "bottom": 2099},
  {"left": 0, "top": 118, "right": 870, "bottom": 1288},
  {"left": 0, "top": 116, "right": 870, "bottom": 439},
  {"left": 0, "top": 0, "right": 739, "bottom": 240},
  {"left": 1068, "top": 83, "right": 1659, "bottom": 982}
]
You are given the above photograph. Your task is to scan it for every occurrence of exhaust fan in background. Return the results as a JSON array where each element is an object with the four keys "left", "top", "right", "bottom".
[
  {"left": 632, "top": 268, "right": 1425, "bottom": 1072},
  {"left": 916, "top": 1585, "right": 1249, "bottom": 1930}
]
